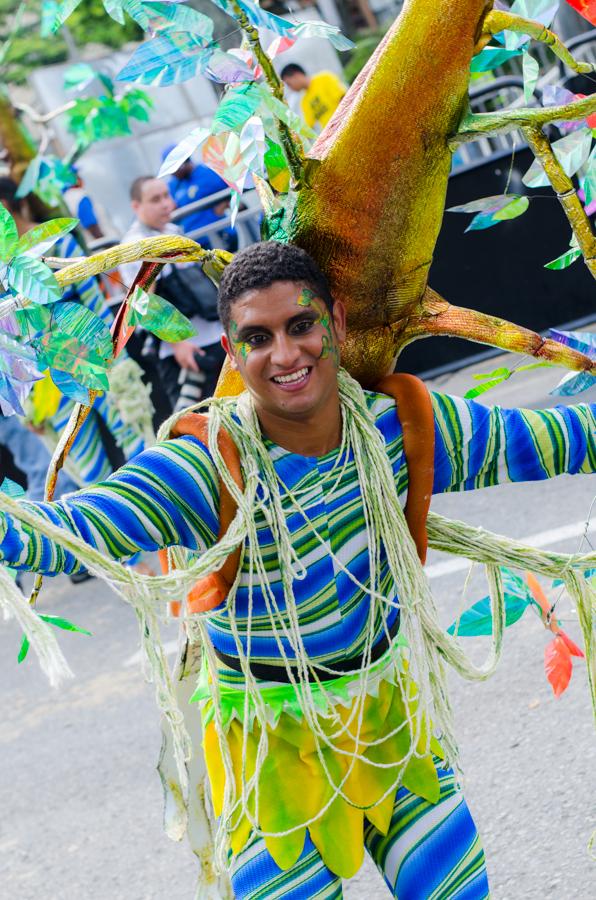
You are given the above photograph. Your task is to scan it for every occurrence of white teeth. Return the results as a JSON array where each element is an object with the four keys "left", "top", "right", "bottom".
[{"left": 273, "top": 367, "right": 309, "bottom": 384}]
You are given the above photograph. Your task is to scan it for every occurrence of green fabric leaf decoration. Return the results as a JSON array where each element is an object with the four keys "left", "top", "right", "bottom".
[
  {"left": 39, "top": 613, "right": 92, "bottom": 635},
  {"left": 523, "top": 52, "right": 540, "bottom": 103},
  {"left": 18, "top": 635, "right": 30, "bottom": 664},
  {"left": 126, "top": 287, "right": 197, "bottom": 342},
  {"left": 50, "top": 368, "right": 90, "bottom": 405},
  {"left": 15, "top": 156, "right": 43, "bottom": 199},
  {"left": 211, "top": 84, "right": 262, "bottom": 135},
  {"left": 545, "top": 247, "right": 582, "bottom": 270},
  {"left": 492, "top": 195, "right": 529, "bottom": 221},
  {"left": 448, "top": 570, "right": 533, "bottom": 636},
  {"left": 16, "top": 218, "right": 78, "bottom": 259},
  {"left": 0, "top": 205, "right": 19, "bottom": 261},
  {"left": 471, "top": 46, "right": 523, "bottom": 73},
  {"left": 582, "top": 147, "right": 596, "bottom": 206},
  {"left": 5, "top": 256, "right": 62, "bottom": 304},
  {"left": 465, "top": 367, "right": 512, "bottom": 398},
  {"left": 1, "top": 477, "right": 26, "bottom": 499},
  {"left": 34, "top": 332, "right": 110, "bottom": 390}
]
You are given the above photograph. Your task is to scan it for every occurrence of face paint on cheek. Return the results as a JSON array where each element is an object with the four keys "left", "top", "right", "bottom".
[
  {"left": 297, "top": 289, "right": 340, "bottom": 367},
  {"left": 229, "top": 320, "right": 252, "bottom": 362}
]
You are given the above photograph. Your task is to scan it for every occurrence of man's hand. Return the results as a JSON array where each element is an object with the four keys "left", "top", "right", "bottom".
[{"left": 172, "top": 341, "right": 204, "bottom": 372}]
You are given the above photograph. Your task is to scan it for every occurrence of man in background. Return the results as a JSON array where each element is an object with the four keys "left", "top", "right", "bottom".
[
  {"left": 121, "top": 176, "right": 225, "bottom": 414},
  {"left": 281, "top": 63, "right": 346, "bottom": 132},
  {"left": 164, "top": 150, "right": 237, "bottom": 252}
]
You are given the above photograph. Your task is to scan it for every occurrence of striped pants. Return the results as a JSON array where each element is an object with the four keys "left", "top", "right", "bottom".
[{"left": 230, "top": 761, "right": 489, "bottom": 899}]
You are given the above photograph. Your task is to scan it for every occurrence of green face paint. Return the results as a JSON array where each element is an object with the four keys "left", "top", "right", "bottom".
[
  {"left": 296, "top": 288, "right": 340, "bottom": 366},
  {"left": 229, "top": 319, "right": 253, "bottom": 362}
]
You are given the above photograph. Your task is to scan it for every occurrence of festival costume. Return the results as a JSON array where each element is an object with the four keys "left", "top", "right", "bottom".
[{"left": 1, "top": 380, "right": 593, "bottom": 892}]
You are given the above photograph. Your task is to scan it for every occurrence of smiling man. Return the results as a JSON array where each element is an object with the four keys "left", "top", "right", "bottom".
[{"left": 1, "top": 242, "right": 595, "bottom": 899}]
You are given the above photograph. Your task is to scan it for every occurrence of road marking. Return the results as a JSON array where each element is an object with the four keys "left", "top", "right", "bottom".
[
  {"left": 426, "top": 519, "right": 595, "bottom": 579},
  {"left": 124, "top": 638, "right": 179, "bottom": 667}
]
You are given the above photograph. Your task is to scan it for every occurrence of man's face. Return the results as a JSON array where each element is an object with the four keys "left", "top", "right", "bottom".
[
  {"left": 221, "top": 280, "right": 346, "bottom": 423},
  {"left": 132, "top": 179, "right": 175, "bottom": 230},
  {"left": 282, "top": 72, "right": 307, "bottom": 93}
]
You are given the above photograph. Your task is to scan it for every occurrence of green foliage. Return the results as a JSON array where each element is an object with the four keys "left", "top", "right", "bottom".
[
  {"left": 0, "top": 0, "right": 142, "bottom": 85},
  {"left": 342, "top": 27, "right": 387, "bottom": 84}
]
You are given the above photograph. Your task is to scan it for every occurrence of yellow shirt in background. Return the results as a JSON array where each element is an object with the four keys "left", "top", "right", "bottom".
[{"left": 300, "top": 71, "right": 347, "bottom": 130}]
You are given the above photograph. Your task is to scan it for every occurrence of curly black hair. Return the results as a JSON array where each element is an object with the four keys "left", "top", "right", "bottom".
[{"left": 217, "top": 241, "right": 334, "bottom": 332}]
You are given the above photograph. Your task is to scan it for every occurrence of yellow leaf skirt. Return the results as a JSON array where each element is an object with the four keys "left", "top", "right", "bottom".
[{"left": 196, "top": 646, "right": 443, "bottom": 879}]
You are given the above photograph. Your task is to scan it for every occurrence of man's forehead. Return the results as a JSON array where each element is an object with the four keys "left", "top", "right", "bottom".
[
  {"left": 141, "top": 180, "right": 167, "bottom": 201},
  {"left": 231, "top": 284, "right": 317, "bottom": 323}
]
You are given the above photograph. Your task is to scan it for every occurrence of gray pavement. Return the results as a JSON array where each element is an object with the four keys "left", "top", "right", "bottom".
[{"left": 1, "top": 353, "right": 595, "bottom": 899}]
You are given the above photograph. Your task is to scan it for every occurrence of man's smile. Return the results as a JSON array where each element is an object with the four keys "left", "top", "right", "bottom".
[{"left": 270, "top": 366, "right": 312, "bottom": 389}]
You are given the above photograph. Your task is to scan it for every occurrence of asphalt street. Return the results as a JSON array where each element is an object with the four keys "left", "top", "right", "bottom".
[{"left": 1, "top": 353, "right": 594, "bottom": 899}]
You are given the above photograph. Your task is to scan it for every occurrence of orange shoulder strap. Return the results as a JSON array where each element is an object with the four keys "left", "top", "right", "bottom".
[
  {"left": 157, "top": 412, "right": 244, "bottom": 615},
  {"left": 374, "top": 374, "right": 435, "bottom": 564}
]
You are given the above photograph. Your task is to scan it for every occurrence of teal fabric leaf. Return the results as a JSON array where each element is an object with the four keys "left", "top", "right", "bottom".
[
  {"left": 18, "top": 635, "right": 30, "bottom": 664},
  {"left": 103, "top": 0, "right": 126, "bottom": 24},
  {"left": 40, "top": 0, "right": 59, "bottom": 37},
  {"left": 471, "top": 46, "right": 523, "bottom": 73},
  {"left": 15, "top": 157, "right": 43, "bottom": 199},
  {"left": 52, "top": 0, "right": 82, "bottom": 31},
  {"left": 5, "top": 257, "right": 62, "bottom": 304},
  {"left": 211, "top": 84, "right": 262, "bottom": 134},
  {"left": 33, "top": 333, "right": 110, "bottom": 390},
  {"left": 545, "top": 247, "right": 582, "bottom": 270},
  {"left": 125, "top": 0, "right": 214, "bottom": 41},
  {"left": 116, "top": 34, "right": 207, "bottom": 86},
  {"left": 0, "top": 477, "right": 26, "bottom": 499},
  {"left": 0, "top": 205, "right": 19, "bottom": 261},
  {"left": 448, "top": 569, "right": 533, "bottom": 636},
  {"left": 50, "top": 368, "right": 91, "bottom": 405},
  {"left": 291, "top": 20, "right": 355, "bottom": 51},
  {"left": 582, "top": 147, "right": 596, "bottom": 206},
  {"left": 16, "top": 218, "right": 78, "bottom": 259}
]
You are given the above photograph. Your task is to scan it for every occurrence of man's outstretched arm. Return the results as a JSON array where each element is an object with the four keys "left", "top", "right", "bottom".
[
  {"left": 0, "top": 437, "right": 220, "bottom": 574},
  {"left": 432, "top": 392, "right": 595, "bottom": 494}
]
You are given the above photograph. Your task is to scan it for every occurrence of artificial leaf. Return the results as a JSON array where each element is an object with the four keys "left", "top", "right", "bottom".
[
  {"left": 240, "top": 115, "right": 266, "bottom": 178},
  {"left": 103, "top": 0, "right": 126, "bottom": 24},
  {"left": 63, "top": 62, "right": 96, "bottom": 91},
  {"left": 4, "top": 257, "right": 62, "bottom": 305},
  {"left": 158, "top": 127, "right": 210, "bottom": 177},
  {"left": 0, "top": 476, "right": 26, "bottom": 499},
  {"left": 492, "top": 195, "right": 529, "bottom": 221},
  {"left": 504, "top": 1, "right": 558, "bottom": 50},
  {"left": 544, "top": 635, "right": 572, "bottom": 697},
  {"left": 548, "top": 328, "right": 595, "bottom": 394},
  {"left": 464, "top": 366, "right": 512, "bottom": 397},
  {"left": 117, "top": 34, "right": 206, "bottom": 87},
  {"left": 291, "top": 21, "right": 355, "bottom": 51},
  {"left": 448, "top": 195, "right": 511, "bottom": 214},
  {"left": 126, "top": 286, "right": 196, "bottom": 342},
  {"left": 211, "top": 84, "right": 262, "bottom": 135},
  {"left": 18, "top": 635, "right": 30, "bottom": 664},
  {"left": 50, "top": 368, "right": 90, "bottom": 405},
  {"left": 523, "top": 52, "right": 539, "bottom": 104},
  {"left": 52, "top": 0, "right": 82, "bottom": 31},
  {"left": 41, "top": 0, "right": 59, "bottom": 37},
  {"left": 447, "top": 593, "right": 530, "bottom": 636},
  {"left": 39, "top": 613, "right": 92, "bottom": 635},
  {"left": 544, "top": 247, "right": 582, "bottom": 270},
  {"left": 34, "top": 332, "right": 110, "bottom": 389},
  {"left": 582, "top": 147, "right": 596, "bottom": 206},
  {"left": 15, "top": 157, "right": 43, "bottom": 199},
  {"left": 0, "top": 205, "right": 19, "bottom": 261},
  {"left": 202, "top": 49, "right": 256, "bottom": 84},
  {"left": 565, "top": 0, "right": 596, "bottom": 27},
  {"left": 266, "top": 35, "right": 296, "bottom": 60},
  {"left": 523, "top": 129, "right": 593, "bottom": 188},
  {"left": 126, "top": 0, "right": 214, "bottom": 41},
  {"left": 471, "top": 46, "right": 523, "bottom": 73},
  {"left": 16, "top": 219, "right": 78, "bottom": 259},
  {"left": 202, "top": 132, "right": 247, "bottom": 192},
  {"left": 558, "top": 630, "right": 585, "bottom": 658},
  {"left": 264, "top": 138, "right": 290, "bottom": 193}
]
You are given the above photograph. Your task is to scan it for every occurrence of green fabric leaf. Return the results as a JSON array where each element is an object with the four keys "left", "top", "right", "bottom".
[
  {"left": 18, "top": 635, "right": 30, "bottom": 664},
  {"left": 582, "top": 147, "right": 596, "bottom": 206},
  {"left": 1, "top": 477, "right": 26, "bottom": 499},
  {"left": 5, "top": 257, "right": 62, "bottom": 304},
  {"left": 15, "top": 156, "right": 43, "bottom": 199},
  {"left": 34, "top": 332, "right": 110, "bottom": 390},
  {"left": 492, "top": 195, "right": 529, "bottom": 221},
  {"left": 0, "top": 205, "right": 19, "bottom": 261},
  {"left": 126, "top": 287, "right": 197, "bottom": 342},
  {"left": 465, "top": 367, "right": 512, "bottom": 398},
  {"left": 16, "top": 219, "right": 78, "bottom": 259},
  {"left": 448, "top": 590, "right": 531, "bottom": 636},
  {"left": 523, "top": 52, "right": 539, "bottom": 104},
  {"left": 39, "top": 613, "right": 92, "bottom": 635},
  {"left": 545, "top": 247, "right": 582, "bottom": 270},
  {"left": 211, "top": 85, "right": 262, "bottom": 135},
  {"left": 471, "top": 46, "right": 523, "bottom": 73}
]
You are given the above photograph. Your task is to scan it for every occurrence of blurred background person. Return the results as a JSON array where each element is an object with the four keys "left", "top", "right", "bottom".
[
  {"left": 281, "top": 62, "right": 346, "bottom": 132},
  {"left": 121, "top": 175, "right": 225, "bottom": 414},
  {"left": 63, "top": 169, "right": 114, "bottom": 244},
  {"left": 163, "top": 148, "right": 238, "bottom": 252}
]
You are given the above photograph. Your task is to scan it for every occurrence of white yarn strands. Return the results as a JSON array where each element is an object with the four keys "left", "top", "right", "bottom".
[{"left": 0, "top": 368, "right": 595, "bottom": 854}]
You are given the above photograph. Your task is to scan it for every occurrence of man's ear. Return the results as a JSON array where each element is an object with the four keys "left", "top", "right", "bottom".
[
  {"left": 332, "top": 299, "right": 346, "bottom": 344},
  {"left": 221, "top": 332, "right": 238, "bottom": 369}
]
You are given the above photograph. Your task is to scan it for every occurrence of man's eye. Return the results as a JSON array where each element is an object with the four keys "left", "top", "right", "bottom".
[
  {"left": 291, "top": 319, "right": 315, "bottom": 335},
  {"left": 247, "top": 333, "right": 268, "bottom": 346}
]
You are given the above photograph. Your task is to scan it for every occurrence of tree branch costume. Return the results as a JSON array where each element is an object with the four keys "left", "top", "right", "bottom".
[{"left": 1, "top": 1, "right": 596, "bottom": 897}]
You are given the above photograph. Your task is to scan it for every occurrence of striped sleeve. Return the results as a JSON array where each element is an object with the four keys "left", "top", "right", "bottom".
[
  {"left": 432, "top": 392, "right": 596, "bottom": 494},
  {"left": 0, "top": 436, "right": 220, "bottom": 574}
]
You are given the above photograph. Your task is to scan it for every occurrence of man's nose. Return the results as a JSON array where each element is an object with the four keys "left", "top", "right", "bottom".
[{"left": 270, "top": 332, "right": 300, "bottom": 368}]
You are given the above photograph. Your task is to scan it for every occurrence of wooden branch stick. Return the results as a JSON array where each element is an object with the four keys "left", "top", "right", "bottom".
[
  {"left": 523, "top": 124, "right": 596, "bottom": 280},
  {"left": 228, "top": 0, "right": 305, "bottom": 187},
  {"left": 454, "top": 93, "right": 596, "bottom": 145},
  {"left": 483, "top": 10, "right": 595, "bottom": 75}
]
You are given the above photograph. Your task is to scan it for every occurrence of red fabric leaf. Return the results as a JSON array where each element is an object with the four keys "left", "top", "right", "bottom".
[
  {"left": 525, "top": 572, "right": 559, "bottom": 631},
  {"left": 566, "top": 0, "right": 596, "bottom": 26},
  {"left": 544, "top": 636, "right": 573, "bottom": 697},
  {"left": 559, "top": 629, "right": 585, "bottom": 659}
]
